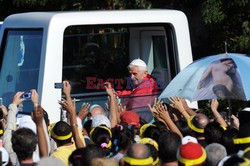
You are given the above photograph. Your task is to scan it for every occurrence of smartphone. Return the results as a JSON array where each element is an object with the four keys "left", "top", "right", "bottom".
[
  {"left": 22, "top": 92, "right": 31, "bottom": 99},
  {"left": 54, "top": 83, "right": 64, "bottom": 89},
  {"left": 0, "top": 98, "right": 2, "bottom": 106}
]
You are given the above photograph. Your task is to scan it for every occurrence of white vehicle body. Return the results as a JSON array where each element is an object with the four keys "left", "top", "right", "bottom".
[{"left": 0, "top": 10, "right": 193, "bottom": 122}]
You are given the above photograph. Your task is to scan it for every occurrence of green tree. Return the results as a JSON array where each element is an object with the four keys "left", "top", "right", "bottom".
[
  {"left": 0, "top": 0, "right": 152, "bottom": 10},
  {"left": 0, "top": 0, "right": 153, "bottom": 20},
  {"left": 202, "top": 0, "right": 250, "bottom": 54}
]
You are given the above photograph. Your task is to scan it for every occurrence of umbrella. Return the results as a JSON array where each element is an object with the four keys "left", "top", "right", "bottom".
[
  {"left": 159, "top": 53, "right": 250, "bottom": 101},
  {"left": 159, "top": 53, "right": 250, "bottom": 124}
]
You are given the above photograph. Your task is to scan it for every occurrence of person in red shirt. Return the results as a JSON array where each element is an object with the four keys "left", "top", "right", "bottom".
[{"left": 116, "top": 58, "right": 159, "bottom": 122}]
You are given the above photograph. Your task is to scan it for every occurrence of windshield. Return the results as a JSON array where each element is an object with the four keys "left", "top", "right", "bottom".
[{"left": 0, "top": 30, "right": 43, "bottom": 112}]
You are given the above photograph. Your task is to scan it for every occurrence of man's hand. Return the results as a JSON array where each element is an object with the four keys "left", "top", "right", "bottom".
[
  {"left": 104, "top": 82, "right": 115, "bottom": 96},
  {"left": 31, "top": 89, "right": 39, "bottom": 106},
  {"left": 211, "top": 99, "right": 219, "bottom": 111},
  {"left": 156, "top": 104, "right": 170, "bottom": 120},
  {"left": 148, "top": 98, "right": 162, "bottom": 115},
  {"left": 153, "top": 98, "right": 163, "bottom": 108},
  {"left": 78, "top": 103, "right": 90, "bottom": 120},
  {"left": 59, "top": 99, "right": 75, "bottom": 115},
  {"left": 33, "top": 105, "right": 44, "bottom": 125},
  {"left": 118, "top": 104, "right": 126, "bottom": 114},
  {"left": 12, "top": 92, "right": 25, "bottom": 106},
  {"left": 169, "top": 97, "right": 185, "bottom": 113},
  {"left": 63, "top": 80, "right": 71, "bottom": 96}
]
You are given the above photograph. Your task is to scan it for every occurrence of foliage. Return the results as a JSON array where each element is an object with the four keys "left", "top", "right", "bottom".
[
  {"left": 1, "top": 0, "right": 152, "bottom": 10},
  {"left": 202, "top": 0, "right": 250, "bottom": 54},
  {"left": 12, "top": 0, "right": 48, "bottom": 6}
]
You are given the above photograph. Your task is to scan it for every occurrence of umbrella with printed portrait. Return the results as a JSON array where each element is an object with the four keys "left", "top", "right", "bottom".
[{"left": 159, "top": 53, "right": 250, "bottom": 101}]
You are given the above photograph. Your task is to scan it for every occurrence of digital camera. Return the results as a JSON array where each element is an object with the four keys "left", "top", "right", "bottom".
[{"left": 22, "top": 92, "right": 31, "bottom": 99}]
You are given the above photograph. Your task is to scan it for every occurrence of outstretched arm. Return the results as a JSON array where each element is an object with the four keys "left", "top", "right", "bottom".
[
  {"left": 62, "top": 81, "right": 85, "bottom": 148},
  {"left": 33, "top": 105, "right": 48, "bottom": 157},
  {"left": 3, "top": 92, "right": 25, "bottom": 165},
  {"left": 148, "top": 98, "right": 169, "bottom": 130},
  {"left": 31, "top": 89, "right": 50, "bottom": 157},
  {"left": 169, "top": 97, "right": 190, "bottom": 121},
  {"left": 152, "top": 101, "right": 183, "bottom": 138},
  {"left": 180, "top": 98, "right": 197, "bottom": 116},
  {"left": 211, "top": 99, "right": 227, "bottom": 127},
  {"left": 104, "top": 82, "right": 119, "bottom": 128}
]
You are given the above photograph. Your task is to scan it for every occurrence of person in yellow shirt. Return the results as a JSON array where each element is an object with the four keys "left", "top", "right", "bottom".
[{"left": 50, "top": 121, "right": 76, "bottom": 165}]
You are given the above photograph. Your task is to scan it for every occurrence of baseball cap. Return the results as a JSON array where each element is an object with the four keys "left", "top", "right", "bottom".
[{"left": 120, "top": 111, "right": 140, "bottom": 129}]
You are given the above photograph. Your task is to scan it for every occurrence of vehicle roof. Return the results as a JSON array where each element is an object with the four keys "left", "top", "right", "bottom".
[{"left": 3, "top": 9, "right": 187, "bottom": 28}]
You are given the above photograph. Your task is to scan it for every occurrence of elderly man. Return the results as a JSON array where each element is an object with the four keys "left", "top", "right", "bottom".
[
  {"left": 122, "top": 143, "right": 153, "bottom": 166},
  {"left": 115, "top": 58, "right": 159, "bottom": 122},
  {"left": 117, "top": 58, "right": 158, "bottom": 96},
  {"left": 187, "top": 113, "right": 209, "bottom": 147},
  {"left": 89, "top": 104, "right": 106, "bottom": 118},
  {"left": 205, "top": 143, "right": 227, "bottom": 166}
]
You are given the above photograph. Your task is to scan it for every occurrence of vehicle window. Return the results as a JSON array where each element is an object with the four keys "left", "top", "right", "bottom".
[
  {"left": 0, "top": 30, "right": 43, "bottom": 107},
  {"left": 63, "top": 26, "right": 129, "bottom": 94},
  {"left": 153, "top": 36, "right": 169, "bottom": 68}
]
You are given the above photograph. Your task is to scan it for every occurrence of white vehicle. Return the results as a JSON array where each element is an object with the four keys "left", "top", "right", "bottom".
[{"left": 0, "top": 10, "right": 193, "bottom": 122}]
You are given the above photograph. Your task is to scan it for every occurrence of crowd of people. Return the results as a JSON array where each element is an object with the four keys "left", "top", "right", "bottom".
[{"left": 0, "top": 59, "right": 250, "bottom": 166}]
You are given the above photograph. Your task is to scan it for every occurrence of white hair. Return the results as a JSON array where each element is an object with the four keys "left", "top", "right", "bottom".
[{"left": 205, "top": 143, "right": 227, "bottom": 166}]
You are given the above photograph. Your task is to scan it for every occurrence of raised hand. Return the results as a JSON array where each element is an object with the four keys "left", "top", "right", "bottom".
[
  {"left": 63, "top": 80, "right": 71, "bottom": 96},
  {"left": 33, "top": 105, "right": 49, "bottom": 157},
  {"left": 12, "top": 92, "right": 25, "bottom": 106},
  {"left": 148, "top": 98, "right": 162, "bottom": 115},
  {"left": 78, "top": 103, "right": 90, "bottom": 120},
  {"left": 179, "top": 97, "right": 197, "bottom": 116},
  {"left": 211, "top": 99, "right": 219, "bottom": 111},
  {"left": 180, "top": 98, "right": 189, "bottom": 109},
  {"left": 118, "top": 104, "right": 126, "bottom": 114},
  {"left": 169, "top": 97, "right": 185, "bottom": 113},
  {"left": 31, "top": 89, "right": 39, "bottom": 106},
  {"left": 59, "top": 99, "right": 75, "bottom": 115},
  {"left": 156, "top": 104, "right": 169, "bottom": 119},
  {"left": 169, "top": 97, "right": 190, "bottom": 120},
  {"left": 210, "top": 99, "right": 227, "bottom": 127},
  {"left": 104, "top": 82, "right": 114, "bottom": 96},
  {"left": 153, "top": 98, "right": 163, "bottom": 107},
  {"left": 33, "top": 105, "right": 44, "bottom": 125},
  {"left": 153, "top": 100, "right": 183, "bottom": 138}
]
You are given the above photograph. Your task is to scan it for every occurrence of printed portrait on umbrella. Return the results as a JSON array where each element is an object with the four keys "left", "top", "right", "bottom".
[{"left": 193, "top": 58, "right": 245, "bottom": 100}]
